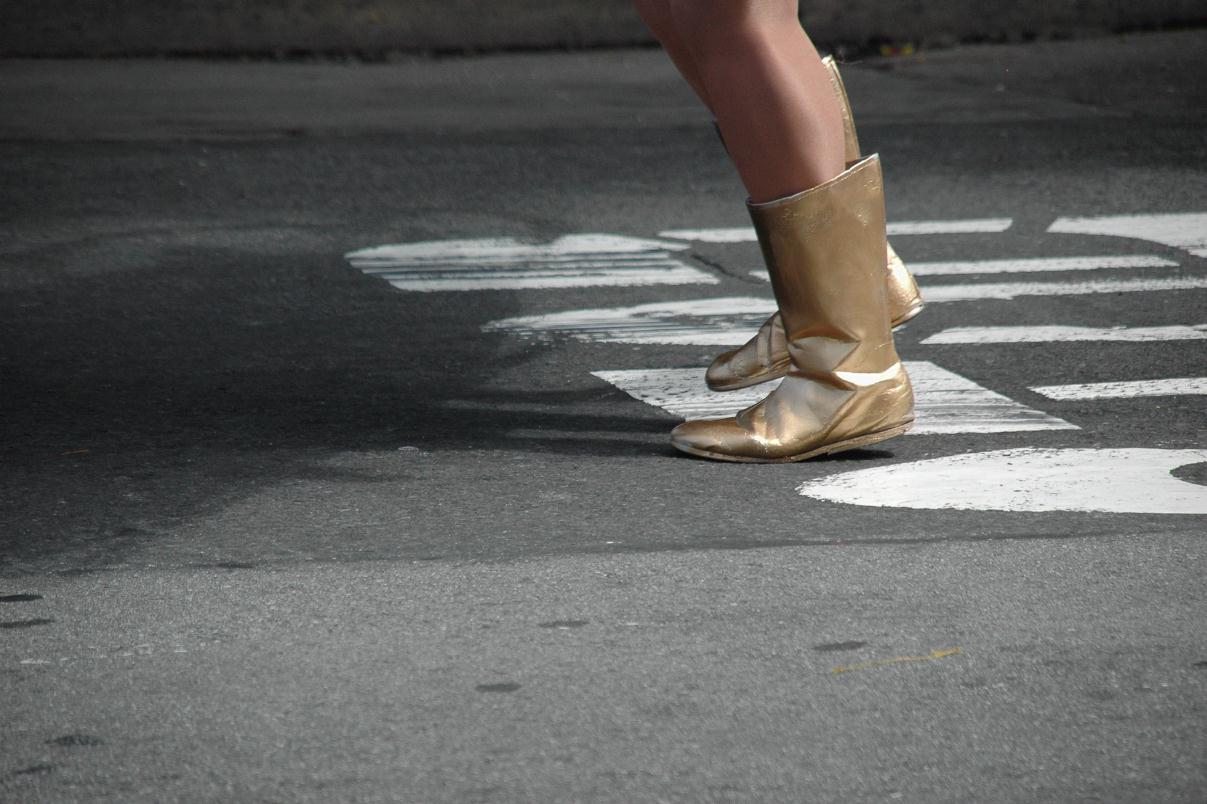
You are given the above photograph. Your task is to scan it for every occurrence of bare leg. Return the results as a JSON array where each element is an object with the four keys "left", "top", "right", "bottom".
[
  {"left": 634, "top": 0, "right": 713, "bottom": 110},
  {"left": 652, "top": 0, "right": 845, "bottom": 203}
]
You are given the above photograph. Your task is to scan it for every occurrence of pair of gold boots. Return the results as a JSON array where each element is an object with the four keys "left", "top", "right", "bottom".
[{"left": 670, "top": 59, "right": 922, "bottom": 463}]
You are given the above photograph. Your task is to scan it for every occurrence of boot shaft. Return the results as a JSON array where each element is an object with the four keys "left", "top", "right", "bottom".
[{"left": 747, "top": 155, "right": 898, "bottom": 381}]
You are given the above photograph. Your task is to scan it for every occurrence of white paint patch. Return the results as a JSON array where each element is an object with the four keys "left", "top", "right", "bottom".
[
  {"left": 1049, "top": 213, "right": 1207, "bottom": 258},
  {"left": 835, "top": 363, "right": 904, "bottom": 387},
  {"left": 344, "top": 234, "right": 717, "bottom": 291},
  {"left": 1030, "top": 377, "right": 1207, "bottom": 400},
  {"left": 918, "top": 277, "right": 1207, "bottom": 303},
  {"left": 658, "top": 218, "right": 1013, "bottom": 243},
  {"left": 485, "top": 297, "right": 774, "bottom": 346},
  {"left": 592, "top": 362, "right": 1077, "bottom": 434},
  {"left": 796, "top": 448, "right": 1207, "bottom": 514},
  {"left": 907, "top": 255, "right": 1176, "bottom": 276},
  {"left": 922, "top": 324, "right": 1207, "bottom": 345}
]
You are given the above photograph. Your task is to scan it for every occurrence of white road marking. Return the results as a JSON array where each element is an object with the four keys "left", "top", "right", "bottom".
[
  {"left": 922, "top": 324, "right": 1207, "bottom": 345},
  {"left": 1049, "top": 213, "right": 1207, "bottom": 258},
  {"left": 658, "top": 227, "right": 757, "bottom": 244},
  {"left": 917, "top": 277, "right": 1207, "bottom": 302},
  {"left": 907, "top": 255, "right": 1176, "bottom": 276},
  {"left": 489, "top": 294, "right": 1207, "bottom": 348},
  {"left": 543, "top": 278, "right": 1207, "bottom": 323},
  {"left": 592, "top": 362, "right": 1077, "bottom": 434},
  {"left": 747, "top": 271, "right": 1207, "bottom": 299},
  {"left": 796, "top": 448, "right": 1207, "bottom": 514},
  {"left": 345, "top": 234, "right": 717, "bottom": 291},
  {"left": 1030, "top": 377, "right": 1207, "bottom": 400},
  {"left": 885, "top": 219, "right": 1015, "bottom": 235},
  {"left": 658, "top": 218, "right": 1014, "bottom": 243},
  {"left": 485, "top": 297, "right": 773, "bottom": 345}
]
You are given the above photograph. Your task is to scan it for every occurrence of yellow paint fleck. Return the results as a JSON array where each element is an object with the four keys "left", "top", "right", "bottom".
[{"left": 832, "top": 646, "right": 963, "bottom": 675}]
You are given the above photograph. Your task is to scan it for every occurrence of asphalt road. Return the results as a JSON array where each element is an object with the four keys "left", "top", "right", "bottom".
[{"left": 2, "top": 31, "right": 1206, "bottom": 802}]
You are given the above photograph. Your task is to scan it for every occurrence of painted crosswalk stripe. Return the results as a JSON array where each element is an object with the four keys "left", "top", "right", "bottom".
[
  {"left": 345, "top": 234, "right": 717, "bottom": 291},
  {"left": 658, "top": 218, "right": 1014, "bottom": 243},
  {"left": 748, "top": 258, "right": 1182, "bottom": 283},
  {"left": 1049, "top": 213, "right": 1207, "bottom": 258},
  {"left": 796, "top": 448, "right": 1207, "bottom": 514},
  {"left": 592, "top": 362, "right": 1077, "bottom": 434},
  {"left": 1029, "top": 377, "right": 1207, "bottom": 400},
  {"left": 906, "top": 255, "right": 1176, "bottom": 276},
  {"left": 918, "top": 276, "right": 1207, "bottom": 303},
  {"left": 657, "top": 227, "right": 757, "bottom": 244},
  {"left": 886, "top": 219, "right": 1015, "bottom": 235},
  {"left": 489, "top": 287, "right": 1207, "bottom": 347},
  {"left": 485, "top": 297, "right": 772, "bottom": 345},
  {"left": 922, "top": 324, "right": 1207, "bottom": 345}
]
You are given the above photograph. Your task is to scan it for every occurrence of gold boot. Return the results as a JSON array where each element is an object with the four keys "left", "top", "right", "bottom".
[
  {"left": 671, "top": 156, "right": 914, "bottom": 463},
  {"left": 705, "top": 57, "right": 922, "bottom": 393}
]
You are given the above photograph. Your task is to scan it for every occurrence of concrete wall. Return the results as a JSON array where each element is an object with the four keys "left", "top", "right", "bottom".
[{"left": 3, "top": 0, "right": 1204, "bottom": 57}]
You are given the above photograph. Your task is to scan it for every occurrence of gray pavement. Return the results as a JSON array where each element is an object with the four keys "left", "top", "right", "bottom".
[
  {"left": 2, "top": 31, "right": 1206, "bottom": 802},
  {"left": 5, "top": 0, "right": 1205, "bottom": 56}
]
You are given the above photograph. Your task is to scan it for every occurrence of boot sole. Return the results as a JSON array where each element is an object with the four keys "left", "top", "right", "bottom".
[
  {"left": 893, "top": 300, "right": 926, "bottom": 327},
  {"left": 706, "top": 303, "right": 926, "bottom": 393},
  {"left": 672, "top": 419, "right": 914, "bottom": 464}
]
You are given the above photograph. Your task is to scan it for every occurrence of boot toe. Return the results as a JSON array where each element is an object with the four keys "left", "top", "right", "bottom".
[
  {"left": 704, "top": 349, "right": 742, "bottom": 390},
  {"left": 705, "top": 348, "right": 787, "bottom": 391},
  {"left": 670, "top": 418, "right": 764, "bottom": 462}
]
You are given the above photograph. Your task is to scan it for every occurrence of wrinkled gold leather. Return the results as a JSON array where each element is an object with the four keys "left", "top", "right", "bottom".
[
  {"left": 705, "top": 242, "right": 922, "bottom": 391},
  {"left": 704, "top": 311, "right": 791, "bottom": 391},
  {"left": 821, "top": 55, "right": 862, "bottom": 164},
  {"left": 673, "top": 157, "right": 915, "bottom": 462},
  {"left": 704, "top": 59, "right": 924, "bottom": 393},
  {"left": 885, "top": 242, "right": 925, "bottom": 325},
  {"left": 827, "top": 55, "right": 924, "bottom": 326}
]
